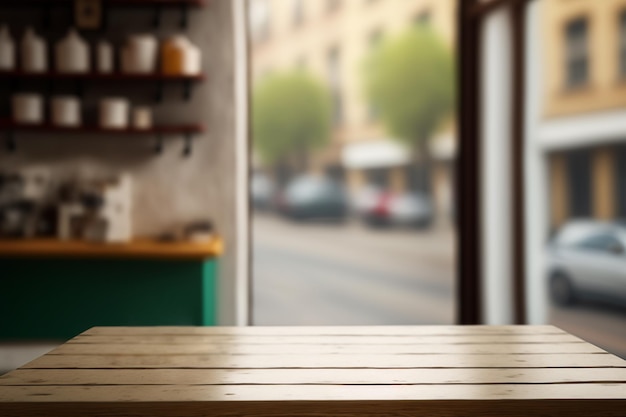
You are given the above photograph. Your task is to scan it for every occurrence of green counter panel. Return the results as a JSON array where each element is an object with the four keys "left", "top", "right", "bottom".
[{"left": 0, "top": 258, "right": 217, "bottom": 340}]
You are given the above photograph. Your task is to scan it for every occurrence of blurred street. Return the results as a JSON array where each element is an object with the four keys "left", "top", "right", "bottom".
[
  {"left": 253, "top": 214, "right": 456, "bottom": 325},
  {"left": 253, "top": 214, "right": 626, "bottom": 359}
]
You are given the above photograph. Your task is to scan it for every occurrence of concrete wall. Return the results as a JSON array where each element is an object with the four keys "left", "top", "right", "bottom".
[{"left": 0, "top": 2, "right": 242, "bottom": 323}]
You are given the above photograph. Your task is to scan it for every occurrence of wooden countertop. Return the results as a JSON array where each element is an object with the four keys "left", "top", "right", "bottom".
[
  {"left": 0, "top": 325, "right": 624, "bottom": 416},
  {"left": 0, "top": 237, "right": 223, "bottom": 260}
]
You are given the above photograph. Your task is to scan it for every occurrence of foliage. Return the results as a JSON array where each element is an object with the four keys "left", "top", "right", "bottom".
[
  {"left": 253, "top": 71, "right": 332, "bottom": 165},
  {"left": 363, "top": 26, "right": 455, "bottom": 150}
]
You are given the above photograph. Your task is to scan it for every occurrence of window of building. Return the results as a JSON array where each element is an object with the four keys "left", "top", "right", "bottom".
[
  {"left": 249, "top": 0, "right": 271, "bottom": 43},
  {"left": 369, "top": 29, "right": 383, "bottom": 48},
  {"left": 620, "top": 11, "right": 626, "bottom": 77},
  {"left": 415, "top": 10, "right": 431, "bottom": 26},
  {"left": 295, "top": 56, "right": 307, "bottom": 70},
  {"left": 566, "top": 149, "right": 592, "bottom": 218},
  {"left": 405, "top": 165, "right": 431, "bottom": 194},
  {"left": 367, "top": 29, "right": 383, "bottom": 121},
  {"left": 292, "top": 0, "right": 304, "bottom": 27},
  {"left": 327, "top": 46, "right": 342, "bottom": 126},
  {"left": 565, "top": 17, "right": 589, "bottom": 88},
  {"left": 327, "top": 0, "right": 341, "bottom": 13},
  {"left": 366, "top": 168, "right": 389, "bottom": 189},
  {"left": 327, "top": 46, "right": 341, "bottom": 87},
  {"left": 331, "top": 90, "right": 343, "bottom": 126},
  {"left": 616, "top": 145, "right": 626, "bottom": 217}
]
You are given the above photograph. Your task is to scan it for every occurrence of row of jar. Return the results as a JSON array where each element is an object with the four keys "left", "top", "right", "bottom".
[
  {"left": 12, "top": 93, "right": 153, "bottom": 130},
  {"left": 0, "top": 25, "right": 202, "bottom": 76}
]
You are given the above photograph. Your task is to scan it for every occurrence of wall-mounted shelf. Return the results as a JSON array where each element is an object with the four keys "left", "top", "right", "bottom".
[
  {"left": 0, "top": 119, "right": 204, "bottom": 135},
  {"left": 0, "top": 119, "right": 205, "bottom": 156},
  {"left": 0, "top": 0, "right": 207, "bottom": 7},
  {"left": 0, "top": 71, "right": 205, "bottom": 83},
  {"left": 0, "top": 0, "right": 207, "bottom": 29},
  {"left": 2, "top": 71, "right": 205, "bottom": 101},
  {"left": 0, "top": 237, "right": 223, "bottom": 260}
]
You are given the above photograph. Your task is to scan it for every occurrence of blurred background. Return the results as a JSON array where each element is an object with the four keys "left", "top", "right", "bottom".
[
  {"left": 248, "top": 0, "right": 626, "bottom": 358},
  {"left": 0, "top": 0, "right": 624, "bottom": 375},
  {"left": 249, "top": 0, "right": 457, "bottom": 326}
]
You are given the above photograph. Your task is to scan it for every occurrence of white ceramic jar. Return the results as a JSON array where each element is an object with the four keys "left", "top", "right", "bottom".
[
  {"left": 184, "top": 42, "right": 201, "bottom": 75},
  {"left": 0, "top": 25, "right": 15, "bottom": 70},
  {"left": 12, "top": 93, "right": 44, "bottom": 124},
  {"left": 99, "top": 98, "right": 129, "bottom": 129},
  {"left": 122, "top": 34, "right": 157, "bottom": 74},
  {"left": 55, "top": 28, "right": 89, "bottom": 73},
  {"left": 96, "top": 40, "right": 114, "bottom": 73},
  {"left": 51, "top": 96, "right": 81, "bottom": 127},
  {"left": 161, "top": 35, "right": 201, "bottom": 75},
  {"left": 21, "top": 27, "right": 47, "bottom": 73},
  {"left": 132, "top": 107, "right": 152, "bottom": 130}
]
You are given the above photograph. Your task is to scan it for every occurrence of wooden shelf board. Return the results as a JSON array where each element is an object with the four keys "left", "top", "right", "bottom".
[
  {"left": 1, "top": 0, "right": 207, "bottom": 7},
  {"left": 0, "top": 120, "right": 206, "bottom": 135},
  {"left": 0, "top": 237, "right": 223, "bottom": 260},
  {"left": 0, "top": 71, "right": 205, "bottom": 82}
]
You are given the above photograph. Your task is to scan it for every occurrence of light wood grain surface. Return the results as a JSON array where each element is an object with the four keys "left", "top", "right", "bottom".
[
  {"left": 0, "top": 237, "right": 223, "bottom": 260},
  {"left": 0, "top": 325, "right": 624, "bottom": 417}
]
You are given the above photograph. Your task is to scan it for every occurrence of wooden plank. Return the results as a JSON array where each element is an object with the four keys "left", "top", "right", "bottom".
[
  {"left": 3, "top": 367, "right": 626, "bottom": 386},
  {"left": 0, "top": 399, "right": 625, "bottom": 417},
  {"left": 82, "top": 325, "right": 567, "bottom": 336},
  {"left": 69, "top": 333, "right": 584, "bottom": 345},
  {"left": 1, "top": 398, "right": 625, "bottom": 417},
  {"left": 0, "top": 237, "right": 222, "bottom": 260},
  {"left": 51, "top": 342, "right": 603, "bottom": 355},
  {"left": 21, "top": 353, "right": 626, "bottom": 369},
  {"left": 1, "top": 383, "right": 625, "bottom": 403},
  {"left": 2, "top": 326, "right": 624, "bottom": 417}
]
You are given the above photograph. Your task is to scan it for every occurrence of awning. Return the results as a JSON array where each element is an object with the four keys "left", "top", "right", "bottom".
[{"left": 342, "top": 139, "right": 411, "bottom": 169}]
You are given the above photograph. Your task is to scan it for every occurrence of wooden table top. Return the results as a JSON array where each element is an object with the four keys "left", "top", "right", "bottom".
[{"left": 0, "top": 325, "right": 624, "bottom": 417}]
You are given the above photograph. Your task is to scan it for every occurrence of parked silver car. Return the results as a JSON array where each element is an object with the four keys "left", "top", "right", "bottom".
[{"left": 547, "top": 220, "right": 626, "bottom": 306}]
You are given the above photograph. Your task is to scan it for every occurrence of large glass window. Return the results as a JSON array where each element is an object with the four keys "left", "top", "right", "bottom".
[
  {"left": 531, "top": 0, "right": 626, "bottom": 360},
  {"left": 250, "top": 0, "right": 457, "bottom": 326}
]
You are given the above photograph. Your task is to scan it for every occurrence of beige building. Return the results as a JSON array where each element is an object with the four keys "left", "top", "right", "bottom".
[
  {"left": 249, "top": 0, "right": 457, "bottom": 220},
  {"left": 541, "top": 0, "right": 626, "bottom": 228}
]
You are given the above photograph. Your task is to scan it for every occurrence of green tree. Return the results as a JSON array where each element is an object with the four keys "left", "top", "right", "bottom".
[
  {"left": 253, "top": 72, "right": 332, "bottom": 176},
  {"left": 363, "top": 26, "right": 455, "bottom": 192}
]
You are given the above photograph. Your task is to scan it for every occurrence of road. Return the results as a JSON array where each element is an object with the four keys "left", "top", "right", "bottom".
[
  {"left": 253, "top": 214, "right": 456, "bottom": 325},
  {"left": 252, "top": 214, "right": 626, "bottom": 359}
]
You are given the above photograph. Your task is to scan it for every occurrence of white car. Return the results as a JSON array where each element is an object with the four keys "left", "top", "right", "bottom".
[{"left": 547, "top": 220, "right": 626, "bottom": 306}]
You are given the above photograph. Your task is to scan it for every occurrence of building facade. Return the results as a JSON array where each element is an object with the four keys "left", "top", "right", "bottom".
[
  {"left": 542, "top": 0, "right": 626, "bottom": 228},
  {"left": 249, "top": 0, "right": 457, "bottom": 221}
]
